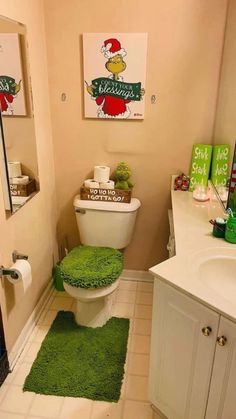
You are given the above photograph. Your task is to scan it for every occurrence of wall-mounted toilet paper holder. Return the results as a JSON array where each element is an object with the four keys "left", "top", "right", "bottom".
[
  {"left": 0, "top": 251, "right": 28, "bottom": 279},
  {"left": 12, "top": 250, "right": 28, "bottom": 263},
  {"left": 0, "top": 266, "right": 19, "bottom": 279}
]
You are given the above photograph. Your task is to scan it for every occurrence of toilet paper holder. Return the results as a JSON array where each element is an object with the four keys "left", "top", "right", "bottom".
[
  {"left": 0, "top": 266, "right": 19, "bottom": 279},
  {"left": 0, "top": 251, "right": 28, "bottom": 279},
  {"left": 12, "top": 250, "right": 28, "bottom": 263}
]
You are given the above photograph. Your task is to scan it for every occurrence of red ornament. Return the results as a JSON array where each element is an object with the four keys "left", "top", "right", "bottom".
[{"left": 174, "top": 174, "right": 190, "bottom": 191}]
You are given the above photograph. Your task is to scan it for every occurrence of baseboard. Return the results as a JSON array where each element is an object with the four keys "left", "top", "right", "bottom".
[
  {"left": 121, "top": 269, "right": 153, "bottom": 282},
  {"left": 8, "top": 278, "right": 54, "bottom": 370}
]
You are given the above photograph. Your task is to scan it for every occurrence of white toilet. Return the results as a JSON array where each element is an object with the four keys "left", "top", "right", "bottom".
[{"left": 63, "top": 195, "right": 141, "bottom": 327}]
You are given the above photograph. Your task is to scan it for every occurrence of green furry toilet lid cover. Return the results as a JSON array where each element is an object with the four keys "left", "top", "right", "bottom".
[{"left": 60, "top": 246, "right": 124, "bottom": 289}]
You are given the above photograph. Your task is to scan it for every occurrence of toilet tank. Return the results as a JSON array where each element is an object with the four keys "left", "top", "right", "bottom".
[{"left": 73, "top": 195, "right": 141, "bottom": 249}]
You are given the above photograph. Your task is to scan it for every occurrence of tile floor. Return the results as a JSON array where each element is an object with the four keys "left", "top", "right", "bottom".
[{"left": 0, "top": 279, "right": 162, "bottom": 419}]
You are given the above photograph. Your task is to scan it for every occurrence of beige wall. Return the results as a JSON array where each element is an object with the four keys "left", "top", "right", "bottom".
[
  {"left": 44, "top": 0, "right": 227, "bottom": 270},
  {"left": 214, "top": 0, "right": 236, "bottom": 155},
  {"left": 0, "top": 1, "right": 58, "bottom": 351}
]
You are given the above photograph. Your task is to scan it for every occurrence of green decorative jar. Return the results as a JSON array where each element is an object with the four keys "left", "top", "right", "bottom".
[
  {"left": 225, "top": 212, "right": 236, "bottom": 244},
  {"left": 212, "top": 218, "right": 226, "bottom": 238}
]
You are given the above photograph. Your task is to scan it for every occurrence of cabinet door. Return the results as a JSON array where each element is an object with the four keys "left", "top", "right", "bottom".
[
  {"left": 149, "top": 279, "right": 219, "bottom": 419},
  {"left": 205, "top": 316, "right": 236, "bottom": 419}
]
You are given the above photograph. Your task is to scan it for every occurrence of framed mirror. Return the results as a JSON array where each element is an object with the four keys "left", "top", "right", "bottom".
[
  {"left": 212, "top": 0, "right": 236, "bottom": 210},
  {"left": 0, "top": 15, "right": 39, "bottom": 214}
]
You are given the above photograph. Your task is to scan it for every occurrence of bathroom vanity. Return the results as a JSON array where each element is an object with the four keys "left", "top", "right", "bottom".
[{"left": 149, "top": 189, "right": 236, "bottom": 419}]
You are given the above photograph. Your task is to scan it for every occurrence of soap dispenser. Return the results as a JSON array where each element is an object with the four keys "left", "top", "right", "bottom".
[{"left": 225, "top": 210, "right": 236, "bottom": 244}]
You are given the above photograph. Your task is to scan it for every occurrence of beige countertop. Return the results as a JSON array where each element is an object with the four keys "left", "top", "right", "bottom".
[{"left": 150, "top": 190, "right": 236, "bottom": 321}]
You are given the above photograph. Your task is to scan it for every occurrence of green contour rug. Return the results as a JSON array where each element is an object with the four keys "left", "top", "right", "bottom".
[{"left": 23, "top": 311, "right": 129, "bottom": 402}]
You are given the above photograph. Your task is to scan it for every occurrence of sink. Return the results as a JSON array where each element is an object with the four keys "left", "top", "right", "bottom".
[{"left": 190, "top": 247, "right": 236, "bottom": 303}]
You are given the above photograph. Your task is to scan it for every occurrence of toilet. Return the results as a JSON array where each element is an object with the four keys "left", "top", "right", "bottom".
[{"left": 62, "top": 195, "right": 141, "bottom": 327}]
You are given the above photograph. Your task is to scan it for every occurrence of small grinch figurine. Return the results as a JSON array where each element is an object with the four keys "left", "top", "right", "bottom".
[{"left": 114, "top": 161, "right": 134, "bottom": 190}]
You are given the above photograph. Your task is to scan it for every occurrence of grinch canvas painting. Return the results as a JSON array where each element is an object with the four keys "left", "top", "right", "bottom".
[{"left": 83, "top": 33, "right": 147, "bottom": 119}]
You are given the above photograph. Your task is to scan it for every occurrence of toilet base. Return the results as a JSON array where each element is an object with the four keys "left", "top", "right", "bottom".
[
  {"left": 75, "top": 294, "right": 114, "bottom": 328},
  {"left": 63, "top": 279, "right": 120, "bottom": 328}
]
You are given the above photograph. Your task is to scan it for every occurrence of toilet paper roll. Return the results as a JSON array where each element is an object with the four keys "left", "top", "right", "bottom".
[
  {"left": 94, "top": 166, "right": 110, "bottom": 183},
  {"left": 7, "top": 260, "right": 32, "bottom": 292},
  {"left": 99, "top": 180, "right": 115, "bottom": 189},
  {"left": 7, "top": 161, "right": 22, "bottom": 178},
  {"left": 84, "top": 179, "right": 100, "bottom": 189},
  {"left": 10, "top": 175, "right": 29, "bottom": 185}
]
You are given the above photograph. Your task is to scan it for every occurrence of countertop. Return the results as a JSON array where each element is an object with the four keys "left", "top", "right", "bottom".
[{"left": 150, "top": 190, "right": 236, "bottom": 322}]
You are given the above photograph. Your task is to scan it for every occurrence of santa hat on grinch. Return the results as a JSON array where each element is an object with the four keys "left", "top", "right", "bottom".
[{"left": 101, "top": 38, "right": 127, "bottom": 59}]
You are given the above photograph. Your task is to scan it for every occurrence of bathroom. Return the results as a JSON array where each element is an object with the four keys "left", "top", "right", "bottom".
[{"left": 0, "top": 0, "right": 236, "bottom": 418}]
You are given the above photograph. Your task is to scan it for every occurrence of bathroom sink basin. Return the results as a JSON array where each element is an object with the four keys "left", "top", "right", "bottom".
[{"left": 191, "top": 248, "right": 236, "bottom": 303}]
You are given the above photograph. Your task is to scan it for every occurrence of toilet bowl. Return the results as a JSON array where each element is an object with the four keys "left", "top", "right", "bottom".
[
  {"left": 63, "top": 279, "right": 120, "bottom": 328},
  {"left": 63, "top": 196, "right": 141, "bottom": 327}
]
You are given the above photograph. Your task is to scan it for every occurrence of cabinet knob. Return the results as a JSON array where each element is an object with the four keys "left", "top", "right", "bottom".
[
  {"left": 202, "top": 326, "right": 212, "bottom": 336},
  {"left": 217, "top": 336, "right": 227, "bottom": 347}
]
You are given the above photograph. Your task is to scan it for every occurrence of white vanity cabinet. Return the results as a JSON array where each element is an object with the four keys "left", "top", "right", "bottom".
[
  {"left": 205, "top": 316, "right": 236, "bottom": 419},
  {"left": 149, "top": 279, "right": 236, "bottom": 419}
]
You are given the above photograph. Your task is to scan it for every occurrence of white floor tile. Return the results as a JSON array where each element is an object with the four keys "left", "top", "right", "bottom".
[
  {"left": 29, "top": 394, "right": 64, "bottom": 418},
  {"left": 137, "top": 282, "right": 153, "bottom": 293},
  {"left": 50, "top": 296, "right": 73, "bottom": 310},
  {"left": 31, "top": 325, "right": 49, "bottom": 343},
  {"left": 130, "top": 335, "right": 151, "bottom": 354},
  {"left": 0, "top": 413, "right": 25, "bottom": 419},
  {"left": 90, "top": 400, "right": 123, "bottom": 419},
  {"left": 136, "top": 292, "right": 153, "bottom": 305},
  {"left": 59, "top": 397, "right": 92, "bottom": 419},
  {"left": 26, "top": 417, "right": 49, "bottom": 419},
  {"left": 123, "top": 400, "right": 153, "bottom": 419},
  {"left": 128, "top": 353, "right": 150, "bottom": 376},
  {"left": 23, "top": 342, "right": 41, "bottom": 363},
  {"left": 112, "top": 303, "right": 134, "bottom": 318},
  {"left": 120, "top": 376, "right": 126, "bottom": 399},
  {"left": 133, "top": 319, "right": 152, "bottom": 335},
  {"left": 118, "top": 281, "right": 137, "bottom": 291},
  {"left": 128, "top": 318, "right": 134, "bottom": 334},
  {"left": 116, "top": 290, "right": 136, "bottom": 304},
  {"left": 12, "top": 363, "right": 32, "bottom": 386},
  {"left": 56, "top": 291, "right": 71, "bottom": 298},
  {"left": 17, "top": 341, "right": 32, "bottom": 363},
  {"left": 0, "top": 383, "right": 9, "bottom": 404},
  {"left": 38, "top": 310, "right": 58, "bottom": 326},
  {"left": 5, "top": 365, "right": 19, "bottom": 384},
  {"left": 134, "top": 305, "right": 152, "bottom": 320},
  {"left": 0, "top": 385, "right": 35, "bottom": 414},
  {"left": 125, "top": 375, "right": 149, "bottom": 401}
]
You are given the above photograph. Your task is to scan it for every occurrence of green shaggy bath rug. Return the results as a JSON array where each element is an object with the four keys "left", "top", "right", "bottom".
[
  {"left": 23, "top": 311, "right": 129, "bottom": 402},
  {"left": 60, "top": 245, "right": 124, "bottom": 288}
]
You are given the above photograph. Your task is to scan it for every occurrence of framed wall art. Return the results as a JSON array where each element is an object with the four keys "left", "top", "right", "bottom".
[
  {"left": 83, "top": 33, "right": 148, "bottom": 120},
  {"left": 0, "top": 33, "right": 26, "bottom": 116}
]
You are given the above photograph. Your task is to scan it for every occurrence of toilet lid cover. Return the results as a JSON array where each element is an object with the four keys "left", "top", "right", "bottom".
[{"left": 60, "top": 245, "right": 123, "bottom": 288}]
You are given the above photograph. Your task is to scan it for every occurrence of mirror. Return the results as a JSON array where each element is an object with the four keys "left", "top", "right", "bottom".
[
  {"left": 212, "top": 0, "right": 236, "bottom": 210},
  {"left": 0, "top": 15, "right": 39, "bottom": 214}
]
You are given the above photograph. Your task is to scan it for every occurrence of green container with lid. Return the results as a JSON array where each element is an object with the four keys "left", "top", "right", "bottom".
[
  {"left": 225, "top": 212, "right": 236, "bottom": 244},
  {"left": 212, "top": 218, "right": 226, "bottom": 238}
]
